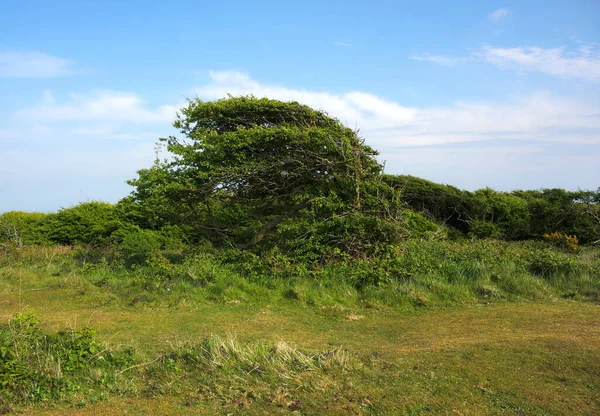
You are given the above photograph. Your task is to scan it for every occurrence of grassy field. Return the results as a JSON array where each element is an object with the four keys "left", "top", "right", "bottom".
[{"left": 0, "top": 246, "right": 599, "bottom": 415}]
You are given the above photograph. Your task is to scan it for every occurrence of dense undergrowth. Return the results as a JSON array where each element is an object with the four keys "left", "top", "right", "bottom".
[
  {"left": 2, "top": 237, "right": 598, "bottom": 311},
  {"left": 0, "top": 313, "right": 135, "bottom": 409}
]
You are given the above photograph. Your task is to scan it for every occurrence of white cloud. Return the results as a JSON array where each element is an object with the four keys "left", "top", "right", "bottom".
[
  {"left": 196, "top": 71, "right": 600, "bottom": 148},
  {"left": 197, "top": 71, "right": 417, "bottom": 130},
  {"left": 334, "top": 41, "right": 353, "bottom": 47},
  {"left": 488, "top": 8, "right": 509, "bottom": 21},
  {"left": 0, "top": 89, "right": 180, "bottom": 212},
  {"left": 1, "top": 145, "right": 155, "bottom": 179},
  {"left": 478, "top": 45, "right": 600, "bottom": 81},
  {"left": 19, "top": 90, "right": 179, "bottom": 123},
  {"left": 413, "top": 44, "right": 600, "bottom": 82},
  {"left": 0, "top": 51, "right": 74, "bottom": 78}
]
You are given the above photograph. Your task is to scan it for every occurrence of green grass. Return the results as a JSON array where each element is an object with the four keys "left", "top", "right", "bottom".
[{"left": 0, "top": 243, "right": 599, "bottom": 414}]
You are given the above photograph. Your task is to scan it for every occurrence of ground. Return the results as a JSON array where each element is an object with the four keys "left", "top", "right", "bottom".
[{"left": 1, "top": 284, "right": 598, "bottom": 415}]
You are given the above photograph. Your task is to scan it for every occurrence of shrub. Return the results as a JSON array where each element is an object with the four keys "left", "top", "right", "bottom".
[
  {"left": 528, "top": 249, "right": 580, "bottom": 278},
  {"left": 0, "top": 211, "right": 50, "bottom": 246},
  {"left": 43, "top": 202, "right": 120, "bottom": 246},
  {"left": 119, "top": 229, "right": 162, "bottom": 266},
  {"left": 468, "top": 220, "right": 501, "bottom": 239},
  {"left": 401, "top": 210, "right": 444, "bottom": 238},
  {"left": 543, "top": 232, "right": 579, "bottom": 252}
]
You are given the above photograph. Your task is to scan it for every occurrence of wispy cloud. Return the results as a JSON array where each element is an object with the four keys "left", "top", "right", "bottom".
[
  {"left": 488, "top": 8, "right": 509, "bottom": 21},
  {"left": 478, "top": 45, "right": 600, "bottom": 82},
  {"left": 196, "top": 70, "right": 417, "bottom": 131},
  {"left": 334, "top": 41, "right": 353, "bottom": 47},
  {"left": 410, "top": 53, "right": 468, "bottom": 67},
  {"left": 19, "top": 90, "right": 179, "bottom": 123},
  {"left": 413, "top": 44, "right": 600, "bottom": 82},
  {"left": 196, "top": 71, "right": 600, "bottom": 147},
  {"left": 0, "top": 90, "right": 178, "bottom": 147},
  {"left": 0, "top": 51, "right": 75, "bottom": 78}
]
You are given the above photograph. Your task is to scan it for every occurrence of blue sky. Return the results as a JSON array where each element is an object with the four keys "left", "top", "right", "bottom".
[{"left": 1, "top": 0, "right": 599, "bottom": 212}]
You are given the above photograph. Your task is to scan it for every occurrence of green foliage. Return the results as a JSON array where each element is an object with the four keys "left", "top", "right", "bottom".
[
  {"left": 126, "top": 96, "right": 387, "bottom": 257},
  {"left": 401, "top": 210, "right": 443, "bottom": 237},
  {"left": 383, "top": 174, "right": 475, "bottom": 233},
  {"left": 43, "top": 201, "right": 124, "bottom": 246},
  {"left": 116, "top": 166, "right": 186, "bottom": 231},
  {"left": 0, "top": 211, "right": 50, "bottom": 246},
  {"left": 469, "top": 220, "right": 502, "bottom": 239},
  {"left": 0, "top": 313, "right": 135, "bottom": 407},
  {"left": 0, "top": 202, "right": 189, "bottom": 251},
  {"left": 513, "top": 188, "right": 600, "bottom": 243},
  {"left": 119, "top": 229, "right": 162, "bottom": 266},
  {"left": 474, "top": 188, "right": 531, "bottom": 240},
  {"left": 527, "top": 249, "right": 581, "bottom": 278},
  {"left": 386, "top": 175, "right": 600, "bottom": 244}
]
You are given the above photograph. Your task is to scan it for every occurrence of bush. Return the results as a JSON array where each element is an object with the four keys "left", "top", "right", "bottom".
[
  {"left": 43, "top": 201, "right": 120, "bottom": 246},
  {"left": 543, "top": 232, "right": 580, "bottom": 252},
  {"left": 0, "top": 211, "right": 50, "bottom": 246},
  {"left": 528, "top": 250, "right": 580, "bottom": 278},
  {"left": 401, "top": 210, "right": 445, "bottom": 238},
  {"left": 385, "top": 175, "right": 600, "bottom": 244},
  {"left": 119, "top": 229, "right": 162, "bottom": 266},
  {"left": 469, "top": 220, "right": 502, "bottom": 239}
]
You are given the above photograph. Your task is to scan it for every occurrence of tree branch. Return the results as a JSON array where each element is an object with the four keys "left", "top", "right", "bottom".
[{"left": 236, "top": 199, "right": 310, "bottom": 249}]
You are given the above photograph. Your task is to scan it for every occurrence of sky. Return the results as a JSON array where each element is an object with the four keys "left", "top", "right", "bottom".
[{"left": 1, "top": 0, "right": 599, "bottom": 213}]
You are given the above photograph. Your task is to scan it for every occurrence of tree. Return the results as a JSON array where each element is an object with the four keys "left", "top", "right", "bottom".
[{"left": 126, "top": 96, "right": 383, "bottom": 250}]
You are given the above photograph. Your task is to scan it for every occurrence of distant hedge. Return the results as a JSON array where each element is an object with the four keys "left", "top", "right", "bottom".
[{"left": 384, "top": 175, "right": 600, "bottom": 244}]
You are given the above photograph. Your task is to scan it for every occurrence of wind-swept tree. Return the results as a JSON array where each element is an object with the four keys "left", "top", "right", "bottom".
[{"left": 125, "top": 96, "right": 384, "bottom": 251}]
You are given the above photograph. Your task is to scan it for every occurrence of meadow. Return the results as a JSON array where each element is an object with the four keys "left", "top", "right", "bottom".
[{"left": 0, "top": 242, "right": 598, "bottom": 415}]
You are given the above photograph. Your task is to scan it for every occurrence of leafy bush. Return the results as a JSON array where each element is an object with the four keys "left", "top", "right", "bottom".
[
  {"left": 401, "top": 210, "right": 445, "bottom": 238},
  {"left": 0, "top": 211, "right": 50, "bottom": 246},
  {"left": 119, "top": 229, "right": 162, "bottom": 266},
  {"left": 43, "top": 201, "right": 121, "bottom": 246},
  {"left": 469, "top": 220, "right": 502, "bottom": 239},
  {"left": 386, "top": 175, "right": 600, "bottom": 244},
  {"left": 527, "top": 250, "right": 580, "bottom": 278}
]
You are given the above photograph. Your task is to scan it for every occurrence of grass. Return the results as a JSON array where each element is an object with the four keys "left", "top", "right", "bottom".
[{"left": 0, "top": 242, "right": 599, "bottom": 414}]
